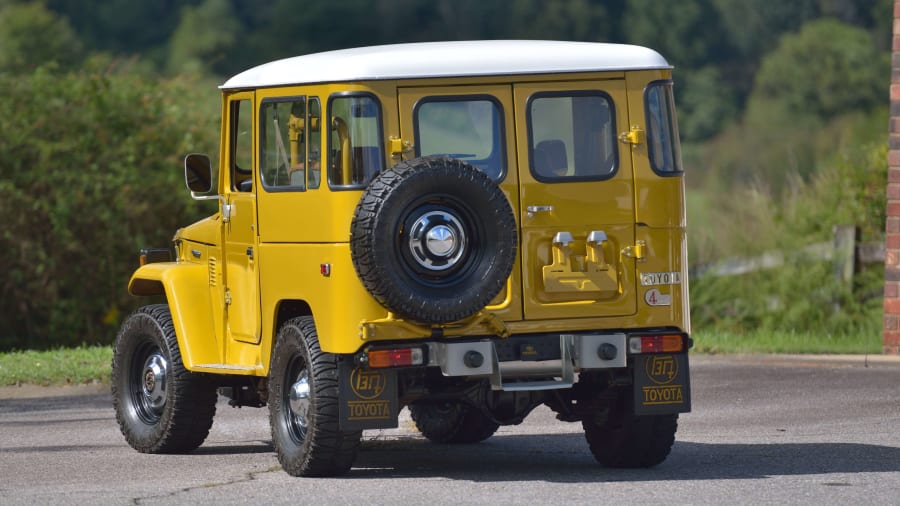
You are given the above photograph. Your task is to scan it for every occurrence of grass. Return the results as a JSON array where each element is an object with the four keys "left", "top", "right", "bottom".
[
  {"left": 0, "top": 330, "right": 887, "bottom": 387},
  {"left": 0, "top": 345, "right": 112, "bottom": 387},
  {"left": 692, "top": 329, "right": 883, "bottom": 355}
]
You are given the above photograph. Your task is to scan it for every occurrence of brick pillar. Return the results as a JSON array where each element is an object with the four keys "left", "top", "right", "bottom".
[{"left": 885, "top": 0, "right": 900, "bottom": 354}]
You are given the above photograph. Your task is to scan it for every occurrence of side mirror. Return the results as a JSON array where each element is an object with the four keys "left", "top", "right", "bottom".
[
  {"left": 183, "top": 153, "right": 232, "bottom": 223},
  {"left": 184, "top": 153, "right": 213, "bottom": 193}
]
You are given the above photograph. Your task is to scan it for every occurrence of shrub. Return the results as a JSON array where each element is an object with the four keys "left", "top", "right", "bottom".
[{"left": 0, "top": 62, "right": 219, "bottom": 350}]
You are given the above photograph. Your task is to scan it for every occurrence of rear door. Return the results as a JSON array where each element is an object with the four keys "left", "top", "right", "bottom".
[
  {"left": 397, "top": 84, "right": 523, "bottom": 322},
  {"left": 513, "top": 80, "right": 637, "bottom": 320}
]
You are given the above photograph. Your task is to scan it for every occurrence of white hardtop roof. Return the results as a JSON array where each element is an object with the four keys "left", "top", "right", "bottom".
[{"left": 221, "top": 40, "right": 670, "bottom": 90}]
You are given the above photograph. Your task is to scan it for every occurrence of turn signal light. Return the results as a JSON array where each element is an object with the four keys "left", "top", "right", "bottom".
[
  {"left": 367, "top": 347, "right": 425, "bottom": 368},
  {"left": 629, "top": 334, "right": 685, "bottom": 354}
]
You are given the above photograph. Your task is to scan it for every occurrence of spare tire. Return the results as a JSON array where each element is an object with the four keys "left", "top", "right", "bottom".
[{"left": 350, "top": 156, "right": 517, "bottom": 324}]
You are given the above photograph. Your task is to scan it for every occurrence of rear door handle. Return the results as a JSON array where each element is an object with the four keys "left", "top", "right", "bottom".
[{"left": 526, "top": 205, "right": 554, "bottom": 218}]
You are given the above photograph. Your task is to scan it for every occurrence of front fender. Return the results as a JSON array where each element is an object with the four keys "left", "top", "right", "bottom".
[{"left": 129, "top": 262, "right": 221, "bottom": 369}]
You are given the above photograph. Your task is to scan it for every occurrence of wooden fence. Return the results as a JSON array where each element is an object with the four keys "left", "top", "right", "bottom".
[{"left": 690, "top": 225, "right": 884, "bottom": 284}]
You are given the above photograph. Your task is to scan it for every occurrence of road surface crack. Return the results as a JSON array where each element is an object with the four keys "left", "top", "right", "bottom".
[{"left": 131, "top": 465, "right": 282, "bottom": 505}]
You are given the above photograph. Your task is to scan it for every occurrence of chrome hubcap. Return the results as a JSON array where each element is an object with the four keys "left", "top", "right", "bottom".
[
  {"left": 425, "top": 225, "right": 455, "bottom": 256},
  {"left": 141, "top": 353, "right": 167, "bottom": 412},
  {"left": 408, "top": 211, "right": 467, "bottom": 271},
  {"left": 288, "top": 370, "right": 310, "bottom": 431}
]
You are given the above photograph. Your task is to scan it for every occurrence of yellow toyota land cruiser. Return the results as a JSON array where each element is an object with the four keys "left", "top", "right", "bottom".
[{"left": 112, "top": 40, "right": 691, "bottom": 477}]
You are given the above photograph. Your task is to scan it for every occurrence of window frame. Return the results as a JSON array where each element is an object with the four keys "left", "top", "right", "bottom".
[
  {"left": 411, "top": 94, "right": 508, "bottom": 182},
  {"left": 229, "top": 98, "right": 253, "bottom": 192},
  {"left": 643, "top": 80, "right": 684, "bottom": 177},
  {"left": 326, "top": 92, "right": 386, "bottom": 191},
  {"left": 258, "top": 95, "right": 310, "bottom": 193},
  {"left": 525, "top": 90, "right": 619, "bottom": 184}
]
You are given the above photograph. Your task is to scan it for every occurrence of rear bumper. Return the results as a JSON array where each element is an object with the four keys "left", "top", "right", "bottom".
[
  {"left": 427, "top": 332, "right": 627, "bottom": 391},
  {"left": 357, "top": 330, "right": 688, "bottom": 393}
]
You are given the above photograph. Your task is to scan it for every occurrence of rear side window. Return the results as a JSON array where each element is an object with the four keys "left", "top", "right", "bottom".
[
  {"left": 413, "top": 96, "right": 506, "bottom": 180},
  {"left": 527, "top": 92, "right": 617, "bottom": 182},
  {"left": 260, "top": 97, "right": 309, "bottom": 191},
  {"left": 328, "top": 94, "right": 385, "bottom": 189},
  {"left": 645, "top": 81, "right": 683, "bottom": 174}
]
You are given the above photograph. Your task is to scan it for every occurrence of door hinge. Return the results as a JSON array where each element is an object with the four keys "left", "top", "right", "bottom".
[
  {"left": 618, "top": 126, "right": 645, "bottom": 145},
  {"left": 622, "top": 240, "right": 647, "bottom": 261},
  {"left": 224, "top": 289, "right": 232, "bottom": 306},
  {"left": 389, "top": 136, "right": 413, "bottom": 159}
]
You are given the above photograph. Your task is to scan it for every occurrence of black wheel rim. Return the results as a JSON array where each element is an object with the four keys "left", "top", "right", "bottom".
[{"left": 128, "top": 341, "right": 168, "bottom": 425}]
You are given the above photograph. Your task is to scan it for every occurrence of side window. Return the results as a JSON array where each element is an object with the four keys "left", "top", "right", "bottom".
[
  {"left": 414, "top": 97, "right": 505, "bottom": 180},
  {"left": 231, "top": 99, "right": 253, "bottom": 191},
  {"left": 527, "top": 92, "right": 617, "bottom": 182},
  {"left": 328, "top": 95, "right": 384, "bottom": 188},
  {"left": 645, "top": 81, "right": 684, "bottom": 174},
  {"left": 260, "top": 97, "right": 308, "bottom": 191}
]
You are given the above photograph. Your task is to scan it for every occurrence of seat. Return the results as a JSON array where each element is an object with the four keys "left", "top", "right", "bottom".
[
  {"left": 534, "top": 140, "right": 568, "bottom": 177},
  {"left": 351, "top": 147, "right": 384, "bottom": 182}
]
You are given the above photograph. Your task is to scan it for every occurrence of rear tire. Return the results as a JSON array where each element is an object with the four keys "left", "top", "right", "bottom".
[
  {"left": 582, "top": 408, "right": 678, "bottom": 468},
  {"left": 111, "top": 304, "right": 217, "bottom": 453},
  {"left": 268, "top": 316, "right": 362, "bottom": 477},
  {"left": 410, "top": 400, "right": 499, "bottom": 444}
]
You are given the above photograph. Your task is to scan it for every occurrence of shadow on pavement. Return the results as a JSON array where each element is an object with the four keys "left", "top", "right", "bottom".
[
  {"left": 346, "top": 433, "right": 900, "bottom": 482},
  {"left": 0, "top": 393, "right": 111, "bottom": 414}
]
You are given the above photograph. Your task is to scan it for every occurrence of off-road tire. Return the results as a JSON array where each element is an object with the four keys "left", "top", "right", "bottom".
[
  {"left": 350, "top": 156, "right": 517, "bottom": 324},
  {"left": 410, "top": 401, "right": 500, "bottom": 444},
  {"left": 111, "top": 304, "right": 217, "bottom": 453},
  {"left": 268, "top": 316, "right": 362, "bottom": 477},
  {"left": 583, "top": 410, "right": 678, "bottom": 468}
]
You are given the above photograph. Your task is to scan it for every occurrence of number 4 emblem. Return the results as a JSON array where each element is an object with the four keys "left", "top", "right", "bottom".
[{"left": 644, "top": 288, "right": 671, "bottom": 307}]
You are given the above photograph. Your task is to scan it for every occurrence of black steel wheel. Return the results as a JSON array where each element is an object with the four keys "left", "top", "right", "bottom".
[
  {"left": 268, "top": 316, "right": 361, "bottom": 477},
  {"left": 350, "top": 156, "right": 517, "bottom": 324},
  {"left": 111, "top": 304, "right": 217, "bottom": 453},
  {"left": 409, "top": 400, "right": 499, "bottom": 444}
]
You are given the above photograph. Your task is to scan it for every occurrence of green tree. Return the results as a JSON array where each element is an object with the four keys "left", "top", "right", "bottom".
[
  {"left": 501, "top": 0, "right": 616, "bottom": 41},
  {"left": 713, "top": 0, "right": 819, "bottom": 61},
  {"left": 678, "top": 65, "right": 738, "bottom": 141},
  {"left": 750, "top": 18, "right": 886, "bottom": 120},
  {"left": 0, "top": 2, "right": 83, "bottom": 73},
  {"left": 44, "top": 0, "right": 199, "bottom": 67},
  {"left": 622, "top": 0, "right": 732, "bottom": 68},
  {"left": 168, "top": 0, "right": 241, "bottom": 75}
]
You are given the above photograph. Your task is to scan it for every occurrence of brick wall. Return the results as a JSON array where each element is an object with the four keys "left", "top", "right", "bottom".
[{"left": 885, "top": 0, "right": 900, "bottom": 354}]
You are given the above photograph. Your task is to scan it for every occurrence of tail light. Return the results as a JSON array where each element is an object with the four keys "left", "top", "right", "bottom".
[
  {"left": 628, "top": 334, "right": 686, "bottom": 354},
  {"left": 366, "top": 347, "right": 425, "bottom": 368}
]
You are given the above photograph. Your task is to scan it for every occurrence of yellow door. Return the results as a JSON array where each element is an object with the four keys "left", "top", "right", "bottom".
[
  {"left": 513, "top": 80, "right": 637, "bottom": 320},
  {"left": 397, "top": 84, "right": 523, "bottom": 322},
  {"left": 223, "top": 92, "right": 262, "bottom": 344}
]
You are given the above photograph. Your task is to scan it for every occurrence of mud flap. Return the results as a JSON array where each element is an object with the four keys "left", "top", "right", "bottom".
[
  {"left": 338, "top": 359, "right": 399, "bottom": 431},
  {"left": 633, "top": 353, "right": 691, "bottom": 415}
]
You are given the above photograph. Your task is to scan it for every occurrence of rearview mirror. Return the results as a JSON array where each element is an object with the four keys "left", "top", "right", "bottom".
[{"left": 184, "top": 153, "right": 213, "bottom": 193}]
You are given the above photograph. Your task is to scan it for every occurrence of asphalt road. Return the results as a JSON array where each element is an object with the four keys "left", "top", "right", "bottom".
[{"left": 1, "top": 354, "right": 899, "bottom": 505}]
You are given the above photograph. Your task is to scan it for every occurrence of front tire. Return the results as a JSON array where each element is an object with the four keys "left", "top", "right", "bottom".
[
  {"left": 410, "top": 400, "right": 499, "bottom": 444},
  {"left": 268, "top": 316, "right": 362, "bottom": 477},
  {"left": 111, "top": 304, "right": 217, "bottom": 453}
]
